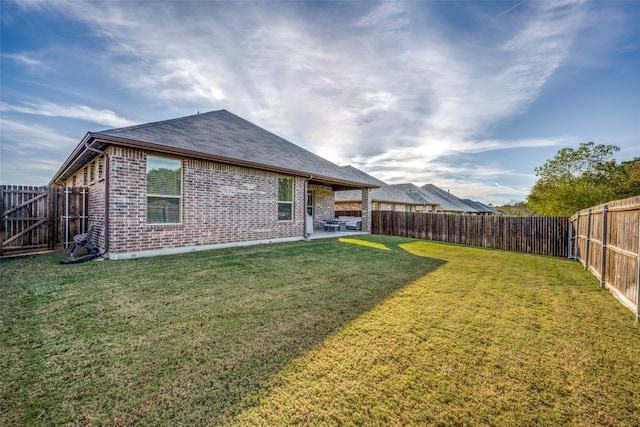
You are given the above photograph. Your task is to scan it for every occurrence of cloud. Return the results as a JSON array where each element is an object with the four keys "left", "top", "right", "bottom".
[
  {"left": 0, "top": 117, "right": 77, "bottom": 155},
  {"left": 0, "top": 117, "right": 79, "bottom": 185},
  {"left": 0, "top": 101, "right": 136, "bottom": 128},
  {"left": 11, "top": 0, "right": 593, "bottom": 200},
  {"left": 2, "top": 53, "right": 55, "bottom": 72}
]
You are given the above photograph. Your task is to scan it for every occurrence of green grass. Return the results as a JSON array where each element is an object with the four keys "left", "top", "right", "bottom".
[{"left": 1, "top": 236, "right": 639, "bottom": 426}]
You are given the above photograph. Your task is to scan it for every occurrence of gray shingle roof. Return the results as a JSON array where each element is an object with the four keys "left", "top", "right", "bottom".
[
  {"left": 391, "top": 183, "right": 440, "bottom": 207},
  {"left": 419, "top": 184, "right": 478, "bottom": 213},
  {"left": 335, "top": 166, "right": 416, "bottom": 205},
  {"left": 460, "top": 199, "right": 499, "bottom": 214},
  {"left": 52, "top": 110, "right": 380, "bottom": 188}
]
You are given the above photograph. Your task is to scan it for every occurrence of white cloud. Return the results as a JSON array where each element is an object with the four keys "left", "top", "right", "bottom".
[
  {"left": 10, "top": 0, "right": 595, "bottom": 200},
  {"left": 0, "top": 118, "right": 79, "bottom": 185},
  {"left": 2, "top": 53, "right": 54, "bottom": 72},
  {"left": 0, "top": 117, "right": 77, "bottom": 155},
  {"left": 0, "top": 101, "right": 136, "bottom": 128}
]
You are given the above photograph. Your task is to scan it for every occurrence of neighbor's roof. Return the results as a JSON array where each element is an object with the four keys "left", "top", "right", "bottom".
[
  {"left": 460, "top": 199, "right": 499, "bottom": 214},
  {"left": 419, "top": 184, "right": 479, "bottom": 213},
  {"left": 335, "top": 166, "right": 417, "bottom": 205},
  {"left": 50, "top": 110, "right": 380, "bottom": 189},
  {"left": 391, "top": 183, "right": 440, "bottom": 207}
]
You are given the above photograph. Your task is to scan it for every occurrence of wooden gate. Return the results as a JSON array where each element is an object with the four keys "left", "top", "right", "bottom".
[{"left": 1, "top": 185, "right": 88, "bottom": 256}]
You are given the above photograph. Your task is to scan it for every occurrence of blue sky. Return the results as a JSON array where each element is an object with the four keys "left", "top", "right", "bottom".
[{"left": 1, "top": 0, "right": 639, "bottom": 205}]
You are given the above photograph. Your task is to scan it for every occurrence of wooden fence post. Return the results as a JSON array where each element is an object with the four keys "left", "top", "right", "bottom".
[
  {"left": 636, "top": 215, "right": 640, "bottom": 323},
  {"left": 585, "top": 209, "right": 592, "bottom": 270},
  {"left": 600, "top": 204, "right": 608, "bottom": 289}
]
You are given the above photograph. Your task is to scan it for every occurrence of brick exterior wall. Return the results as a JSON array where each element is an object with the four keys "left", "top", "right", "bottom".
[
  {"left": 65, "top": 147, "right": 312, "bottom": 257},
  {"left": 308, "top": 183, "right": 335, "bottom": 229},
  {"left": 361, "top": 188, "right": 372, "bottom": 232}
]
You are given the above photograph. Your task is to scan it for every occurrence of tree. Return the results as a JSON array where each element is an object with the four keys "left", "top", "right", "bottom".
[
  {"left": 527, "top": 142, "right": 620, "bottom": 216},
  {"left": 493, "top": 201, "right": 536, "bottom": 216},
  {"left": 616, "top": 157, "right": 640, "bottom": 198}
]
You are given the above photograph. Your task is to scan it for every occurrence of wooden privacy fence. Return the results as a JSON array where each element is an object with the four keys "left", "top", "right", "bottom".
[
  {"left": 570, "top": 196, "right": 640, "bottom": 322},
  {"left": 1, "top": 185, "right": 88, "bottom": 256},
  {"left": 372, "top": 211, "right": 569, "bottom": 258}
]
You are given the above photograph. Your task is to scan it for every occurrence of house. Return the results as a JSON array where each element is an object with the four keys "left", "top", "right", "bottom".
[
  {"left": 416, "top": 184, "right": 480, "bottom": 214},
  {"left": 334, "top": 166, "right": 418, "bottom": 213},
  {"left": 49, "top": 110, "right": 380, "bottom": 259},
  {"left": 390, "top": 183, "right": 440, "bottom": 213},
  {"left": 460, "top": 199, "right": 500, "bottom": 215},
  {"left": 393, "top": 183, "right": 483, "bottom": 214}
]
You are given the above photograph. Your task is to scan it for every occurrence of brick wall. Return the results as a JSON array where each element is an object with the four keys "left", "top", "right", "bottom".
[
  {"left": 309, "top": 183, "right": 334, "bottom": 229},
  {"left": 102, "top": 148, "right": 306, "bottom": 255},
  {"left": 63, "top": 147, "right": 363, "bottom": 256}
]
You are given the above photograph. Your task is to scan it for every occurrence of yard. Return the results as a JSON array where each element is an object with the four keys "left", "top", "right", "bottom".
[{"left": 1, "top": 235, "right": 639, "bottom": 426}]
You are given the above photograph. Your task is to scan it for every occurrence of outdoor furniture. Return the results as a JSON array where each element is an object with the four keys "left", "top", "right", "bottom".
[
  {"left": 338, "top": 216, "right": 362, "bottom": 231},
  {"left": 323, "top": 220, "right": 346, "bottom": 232},
  {"left": 324, "top": 222, "right": 340, "bottom": 232}
]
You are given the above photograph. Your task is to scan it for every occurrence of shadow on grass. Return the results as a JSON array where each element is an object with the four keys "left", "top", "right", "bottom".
[
  {"left": 204, "top": 236, "right": 447, "bottom": 424},
  {"left": 0, "top": 235, "right": 446, "bottom": 425}
]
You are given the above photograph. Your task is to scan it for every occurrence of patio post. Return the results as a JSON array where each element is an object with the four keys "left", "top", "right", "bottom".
[{"left": 361, "top": 187, "right": 372, "bottom": 232}]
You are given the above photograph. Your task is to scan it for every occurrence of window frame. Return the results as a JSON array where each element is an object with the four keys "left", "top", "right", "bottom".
[
  {"left": 146, "top": 155, "right": 183, "bottom": 225},
  {"left": 278, "top": 176, "right": 294, "bottom": 221}
]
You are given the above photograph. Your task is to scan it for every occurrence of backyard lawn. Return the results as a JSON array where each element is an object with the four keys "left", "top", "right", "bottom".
[{"left": 1, "top": 235, "right": 639, "bottom": 426}]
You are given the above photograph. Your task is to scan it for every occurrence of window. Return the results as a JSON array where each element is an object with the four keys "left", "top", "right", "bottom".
[
  {"left": 278, "top": 176, "right": 293, "bottom": 221},
  {"left": 147, "top": 156, "right": 182, "bottom": 224},
  {"left": 373, "top": 202, "right": 380, "bottom": 211},
  {"left": 307, "top": 190, "right": 314, "bottom": 216}
]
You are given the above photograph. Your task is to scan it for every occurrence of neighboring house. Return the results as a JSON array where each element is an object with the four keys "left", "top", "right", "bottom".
[
  {"left": 460, "top": 199, "right": 500, "bottom": 215},
  {"left": 393, "top": 183, "right": 482, "bottom": 214},
  {"left": 418, "top": 184, "right": 480, "bottom": 214},
  {"left": 391, "top": 183, "right": 440, "bottom": 213},
  {"left": 50, "top": 110, "right": 379, "bottom": 259},
  {"left": 335, "top": 166, "right": 418, "bottom": 213}
]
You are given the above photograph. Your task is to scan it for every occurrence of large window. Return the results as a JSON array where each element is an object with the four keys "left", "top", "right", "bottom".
[
  {"left": 147, "top": 155, "right": 182, "bottom": 224},
  {"left": 278, "top": 176, "right": 293, "bottom": 221}
]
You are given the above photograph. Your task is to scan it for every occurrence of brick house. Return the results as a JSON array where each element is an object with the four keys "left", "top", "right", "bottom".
[{"left": 50, "top": 110, "right": 379, "bottom": 259}]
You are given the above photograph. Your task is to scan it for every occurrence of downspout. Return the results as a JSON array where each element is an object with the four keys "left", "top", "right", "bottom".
[
  {"left": 84, "top": 141, "right": 110, "bottom": 256},
  {"left": 304, "top": 175, "right": 313, "bottom": 238}
]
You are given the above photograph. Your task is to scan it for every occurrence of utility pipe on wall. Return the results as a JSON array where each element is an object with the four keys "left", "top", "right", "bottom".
[{"left": 84, "top": 141, "right": 110, "bottom": 255}]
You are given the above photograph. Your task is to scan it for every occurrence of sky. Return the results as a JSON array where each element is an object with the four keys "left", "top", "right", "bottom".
[{"left": 1, "top": 0, "right": 639, "bottom": 205}]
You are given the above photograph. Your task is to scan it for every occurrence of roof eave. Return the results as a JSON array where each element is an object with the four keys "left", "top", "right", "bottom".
[{"left": 56, "top": 133, "right": 379, "bottom": 190}]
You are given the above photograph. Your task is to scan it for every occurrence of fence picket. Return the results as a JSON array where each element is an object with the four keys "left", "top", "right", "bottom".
[
  {"left": 570, "top": 196, "right": 640, "bottom": 320},
  {"left": 371, "top": 211, "right": 569, "bottom": 258},
  {"left": 1, "top": 185, "right": 88, "bottom": 256}
]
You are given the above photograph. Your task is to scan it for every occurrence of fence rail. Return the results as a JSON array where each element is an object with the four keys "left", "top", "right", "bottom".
[
  {"left": 570, "top": 196, "right": 640, "bottom": 322},
  {"left": 372, "top": 211, "right": 569, "bottom": 258},
  {"left": 1, "top": 185, "right": 88, "bottom": 256}
]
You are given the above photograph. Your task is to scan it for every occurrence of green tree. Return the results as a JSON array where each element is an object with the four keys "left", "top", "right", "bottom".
[
  {"left": 616, "top": 157, "right": 640, "bottom": 198},
  {"left": 527, "top": 142, "right": 620, "bottom": 216},
  {"left": 493, "top": 201, "right": 536, "bottom": 216}
]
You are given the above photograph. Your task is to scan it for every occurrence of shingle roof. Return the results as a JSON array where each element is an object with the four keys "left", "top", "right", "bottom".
[
  {"left": 391, "top": 183, "right": 440, "bottom": 207},
  {"left": 51, "top": 110, "right": 380, "bottom": 189},
  {"left": 460, "top": 199, "right": 499, "bottom": 214},
  {"left": 420, "top": 184, "right": 478, "bottom": 213},
  {"left": 335, "top": 167, "right": 416, "bottom": 205}
]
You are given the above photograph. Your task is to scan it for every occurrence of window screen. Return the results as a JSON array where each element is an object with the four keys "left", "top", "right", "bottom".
[{"left": 147, "top": 156, "right": 182, "bottom": 224}]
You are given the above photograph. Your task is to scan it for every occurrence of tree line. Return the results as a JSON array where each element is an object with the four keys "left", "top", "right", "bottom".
[{"left": 498, "top": 142, "right": 639, "bottom": 217}]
